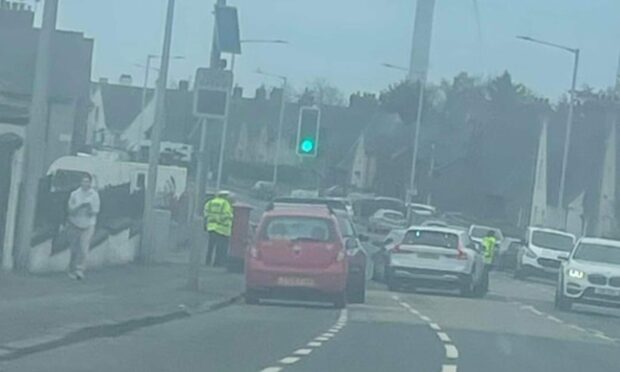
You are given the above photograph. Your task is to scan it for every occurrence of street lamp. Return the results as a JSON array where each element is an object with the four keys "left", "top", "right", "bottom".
[
  {"left": 381, "top": 62, "right": 409, "bottom": 72},
  {"left": 230, "top": 39, "right": 289, "bottom": 72},
  {"left": 517, "top": 35, "right": 580, "bottom": 210},
  {"left": 255, "top": 68, "right": 287, "bottom": 188}
]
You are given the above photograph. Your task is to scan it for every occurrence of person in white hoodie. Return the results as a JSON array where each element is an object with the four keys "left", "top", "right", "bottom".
[{"left": 66, "top": 173, "right": 100, "bottom": 280}]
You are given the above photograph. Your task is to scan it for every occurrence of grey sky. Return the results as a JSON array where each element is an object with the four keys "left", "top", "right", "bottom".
[{"left": 49, "top": 0, "right": 620, "bottom": 100}]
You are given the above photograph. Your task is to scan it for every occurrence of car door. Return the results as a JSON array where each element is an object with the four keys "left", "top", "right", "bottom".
[{"left": 463, "top": 234, "right": 484, "bottom": 283}]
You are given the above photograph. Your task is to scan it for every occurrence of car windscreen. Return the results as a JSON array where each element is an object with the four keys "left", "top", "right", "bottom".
[
  {"left": 573, "top": 243, "right": 620, "bottom": 265},
  {"left": 261, "top": 216, "right": 333, "bottom": 242},
  {"left": 402, "top": 230, "right": 459, "bottom": 249},
  {"left": 531, "top": 231, "right": 574, "bottom": 252}
]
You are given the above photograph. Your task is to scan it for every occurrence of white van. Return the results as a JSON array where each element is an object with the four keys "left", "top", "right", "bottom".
[{"left": 515, "top": 227, "right": 576, "bottom": 279}]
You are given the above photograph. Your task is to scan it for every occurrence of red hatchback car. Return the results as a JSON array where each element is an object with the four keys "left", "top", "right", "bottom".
[{"left": 245, "top": 205, "right": 348, "bottom": 308}]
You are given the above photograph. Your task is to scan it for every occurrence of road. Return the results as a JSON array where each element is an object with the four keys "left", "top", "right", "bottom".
[{"left": 3, "top": 272, "right": 620, "bottom": 372}]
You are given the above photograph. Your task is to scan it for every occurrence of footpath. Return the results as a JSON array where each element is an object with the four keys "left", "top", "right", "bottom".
[{"left": 0, "top": 259, "right": 244, "bottom": 359}]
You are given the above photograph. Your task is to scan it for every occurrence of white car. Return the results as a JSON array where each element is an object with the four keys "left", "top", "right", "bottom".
[
  {"left": 421, "top": 220, "right": 449, "bottom": 228},
  {"left": 555, "top": 237, "right": 620, "bottom": 311},
  {"left": 368, "top": 209, "right": 407, "bottom": 233},
  {"left": 515, "top": 227, "right": 575, "bottom": 279},
  {"left": 386, "top": 226, "right": 487, "bottom": 297}
]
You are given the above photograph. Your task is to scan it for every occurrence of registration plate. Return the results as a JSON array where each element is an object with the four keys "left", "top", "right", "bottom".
[
  {"left": 417, "top": 253, "right": 439, "bottom": 259},
  {"left": 594, "top": 288, "right": 620, "bottom": 297},
  {"left": 277, "top": 277, "right": 315, "bottom": 287}
]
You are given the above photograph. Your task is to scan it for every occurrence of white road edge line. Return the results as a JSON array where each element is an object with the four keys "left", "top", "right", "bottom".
[
  {"left": 279, "top": 357, "right": 300, "bottom": 365},
  {"left": 442, "top": 365, "right": 458, "bottom": 372},
  {"left": 420, "top": 315, "right": 432, "bottom": 322},
  {"left": 547, "top": 315, "right": 563, "bottom": 324},
  {"left": 437, "top": 332, "right": 451, "bottom": 343},
  {"left": 521, "top": 305, "right": 543, "bottom": 316},
  {"left": 445, "top": 344, "right": 459, "bottom": 359},
  {"left": 294, "top": 348, "right": 313, "bottom": 356},
  {"left": 392, "top": 295, "right": 400, "bottom": 301},
  {"left": 567, "top": 324, "right": 586, "bottom": 332}
]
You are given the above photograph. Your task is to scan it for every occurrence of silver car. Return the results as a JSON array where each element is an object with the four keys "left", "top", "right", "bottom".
[
  {"left": 387, "top": 227, "right": 487, "bottom": 297},
  {"left": 556, "top": 237, "right": 620, "bottom": 311}
]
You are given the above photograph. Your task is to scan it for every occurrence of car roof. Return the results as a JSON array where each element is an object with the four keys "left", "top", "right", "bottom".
[
  {"left": 407, "top": 226, "right": 465, "bottom": 235},
  {"left": 579, "top": 237, "right": 620, "bottom": 248},
  {"left": 528, "top": 226, "right": 575, "bottom": 238},
  {"left": 376, "top": 208, "right": 403, "bottom": 215}
]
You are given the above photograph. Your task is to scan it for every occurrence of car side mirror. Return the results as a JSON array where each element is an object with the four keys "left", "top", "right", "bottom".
[
  {"left": 358, "top": 234, "right": 369, "bottom": 242},
  {"left": 345, "top": 238, "right": 359, "bottom": 250}
]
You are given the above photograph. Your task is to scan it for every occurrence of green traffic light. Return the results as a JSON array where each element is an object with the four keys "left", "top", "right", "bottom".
[{"left": 300, "top": 138, "right": 315, "bottom": 153}]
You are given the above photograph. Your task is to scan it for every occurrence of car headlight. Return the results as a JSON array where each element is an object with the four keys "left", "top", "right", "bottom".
[
  {"left": 568, "top": 268, "right": 585, "bottom": 279},
  {"left": 524, "top": 247, "right": 537, "bottom": 259}
]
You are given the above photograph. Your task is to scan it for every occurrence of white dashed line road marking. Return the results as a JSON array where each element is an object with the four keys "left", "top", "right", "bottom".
[
  {"left": 547, "top": 315, "right": 563, "bottom": 324},
  {"left": 260, "top": 368, "right": 283, "bottom": 372},
  {"left": 294, "top": 348, "right": 313, "bottom": 356},
  {"left": 568, "top": 324, "right": 586, "bottom": 332},
  {"left": 279, "top": 357, "right": 300, "bottom": 365},
  {"left": 437, "top": 332, "right": 451, "bottom": 342},
  {"left": 445, "top": 344, "right": 459, "bottom": 359},
  {"left": 259, "top": 308, "right": 347, "bottom": 371},
  {"left": 520, "top": 305, "right": 543, "bottom": 316},
  {"left": 395, "top": 299, "right": 459, "bottom": 372}
]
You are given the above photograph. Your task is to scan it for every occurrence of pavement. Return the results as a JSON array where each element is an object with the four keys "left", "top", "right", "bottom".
[
  {"left": 0, "top": 262, "right": 244, "bottom": 361},
  {"left": 2, "top": 269, "right": 620, "bottom": 371}
]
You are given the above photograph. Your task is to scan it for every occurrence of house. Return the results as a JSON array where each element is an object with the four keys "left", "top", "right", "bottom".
[{"left": 0, "top": 2, "right": 93, "bottom": 270}]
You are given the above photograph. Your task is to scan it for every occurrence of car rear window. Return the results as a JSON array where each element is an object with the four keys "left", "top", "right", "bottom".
[
  {"left": 261, "top": 216, "right": 334, "bottom": 242},
  {"left": 532, "top": 231, "right": 574, "bottom": 252},
  {"left": 384, "top": 212, "right": 404, "bottom": 220},
  {"left": 403, "top": 230, "right": 459, "bottom": 249}
]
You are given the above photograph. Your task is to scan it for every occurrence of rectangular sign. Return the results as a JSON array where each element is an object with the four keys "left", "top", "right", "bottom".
[{"left": 193, "top": 68, "right": 233, "bottom": 119}]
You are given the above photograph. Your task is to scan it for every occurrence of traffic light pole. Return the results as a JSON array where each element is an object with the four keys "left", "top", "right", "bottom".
[
  {"left": 140, "top": 0, "right": 176, "bottom": 263},
  {"left": 14, "top": 0, "right": 59, "bottom": 271},
  {"left": 272, "top": 77, "right": 287, "bottom": 187}
]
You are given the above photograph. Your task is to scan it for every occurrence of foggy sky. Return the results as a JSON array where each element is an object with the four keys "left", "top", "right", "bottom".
[{"left": 48, "top": 0, "right": 620, "bottom": 99}]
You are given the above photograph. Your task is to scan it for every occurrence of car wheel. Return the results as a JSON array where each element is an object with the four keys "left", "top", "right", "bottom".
[
  {"left": 460, "top": 276, "right": 474, "bottom": 297},
  {"left": 554, "top": 283, "right": 572, "bottom": 312},
  {"left": 349, "top": 281, "right": 366, "bottom": 304},
  {"left": 333, "top": 292, "right": 347, "bottom": 309},
  {"left": 373, "top": 256, "right": 387, "bottom": 282},
  {"left": 245, "top": 289, "right": 259, "bottom": 305}
]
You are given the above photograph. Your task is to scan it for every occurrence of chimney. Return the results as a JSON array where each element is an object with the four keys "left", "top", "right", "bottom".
[
  {"left": 255, "top": 86, "right": 267, "bottom": 101},
  {"left": 233, "top": 86, "right": 243, "bottom": 98},
  {"left": 178, "top": 80, "right": 189, "bottom": 91},
  {"left": 119, "top": 74, "right": 132, "bottom": 86}
]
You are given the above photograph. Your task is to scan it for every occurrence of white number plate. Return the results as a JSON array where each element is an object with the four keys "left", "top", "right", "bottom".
[
  {"left": 277, "top": 277, "right": 315, "bottom": 287},
  {"left": 594, "top": 288, "right": 620, "bottom": 297}
]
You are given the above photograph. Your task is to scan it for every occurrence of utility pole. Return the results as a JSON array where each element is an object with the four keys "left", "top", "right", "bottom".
[
  {"left": 426, "top": 143, "right": 436, "bottom": 205},
  {"left": 140, "top": 0, "right": 176, "bottom": 263},
  {"left": 407, "top": 0, "right": 436, "bottom": 221},
  {"left": 272, "top": 77, "right": 287, "bottom": 187},
  {"left": 15, "top": 0, "right": 59, "bottom": 270}
]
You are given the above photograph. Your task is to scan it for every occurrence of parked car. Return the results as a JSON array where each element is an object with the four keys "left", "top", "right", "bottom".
[
  {"left": 245, "top": 204, "right": 349, "bottom": 308},
  {"left": 333, "top": 209, "right": 369, "bottom": 304},
  {"left": 386, "top": 226, "right": 487, "bottom": 297},
  {"left": 368, "top": 209, "right": 407, "bottom": 233},
  {"left": 555, "top": 237, "right": 620, "bottom": 311},
  {"left": 515, "top": 227, "right": 576, "bottom": 279},
  {"left": 251, "top": 181, "right": 275, "bottom": 200},
  {"left": 497, "top": 238, "right": 523, "bottom": 271},
  {"left": 372, "top": 228, "right": 407, "bottom": 282}
]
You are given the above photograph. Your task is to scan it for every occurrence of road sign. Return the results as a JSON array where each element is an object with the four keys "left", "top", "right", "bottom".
[
  {"left": 296, "top": 107, "right": 321, "bottom": 157},
  {"left": 193, "top": 68, "right": 233, "bottom": 119},
  {"left": 215, "top": 6, "right": 241, "bottom": 54}
]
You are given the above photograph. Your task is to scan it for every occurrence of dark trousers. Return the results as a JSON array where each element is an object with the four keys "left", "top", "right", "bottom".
[
  {"left": 206, "top": 231, "right": 229, "bottom": 266},
  {"left": 482, "top": 263, "right": 492, "bottom": 292}
]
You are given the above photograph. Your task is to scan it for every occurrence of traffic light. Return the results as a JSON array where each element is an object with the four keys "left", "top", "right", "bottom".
[{"left": 296, "top": 107, "right": 321, "bottom": 157}]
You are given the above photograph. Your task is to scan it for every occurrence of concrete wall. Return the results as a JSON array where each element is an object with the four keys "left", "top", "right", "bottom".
[{"left": 0, "top": 124, "right": 24, "bottom": 271}]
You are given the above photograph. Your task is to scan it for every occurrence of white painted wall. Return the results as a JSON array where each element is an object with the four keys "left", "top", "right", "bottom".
[
  {"left": 530, "top": 121, "right": 548, "bottom": 226},
  {"left": 0, "top": 124, "right": 24, "bottom": 271}
]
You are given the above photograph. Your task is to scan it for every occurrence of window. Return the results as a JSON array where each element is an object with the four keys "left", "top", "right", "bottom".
[
  {"left": 262, "top": 216, "right": 333, "bottom": 242},
  {"left": 403, "top": 230, "right": 459, "bottom": 249}
]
